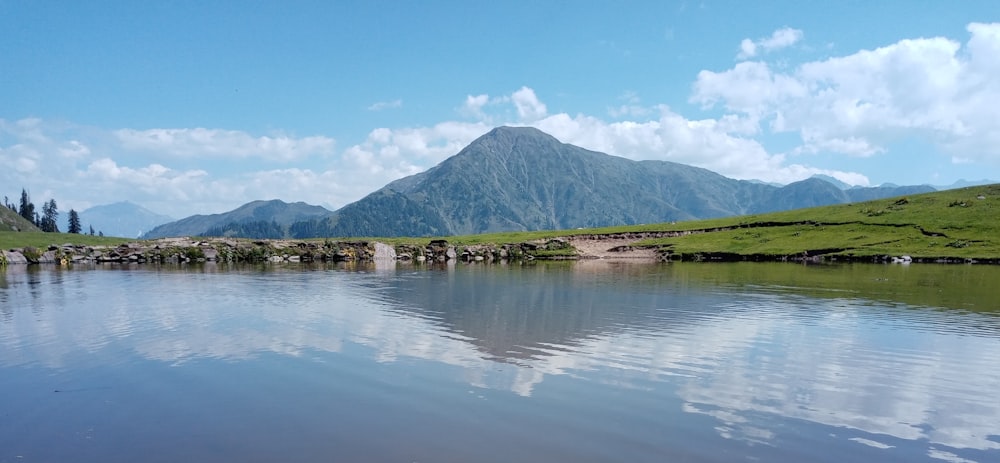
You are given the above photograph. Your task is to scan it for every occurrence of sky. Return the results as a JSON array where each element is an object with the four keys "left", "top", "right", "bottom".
[{"left": 2, "top": 0, "right": 999, "bottom": 219}]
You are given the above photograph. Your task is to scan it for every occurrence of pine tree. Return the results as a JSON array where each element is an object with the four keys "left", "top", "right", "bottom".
[
  {"left": 89, "top": 225, "right": 95, "bottom": 236},
  {"left": 41, "top": 199, "right": 59, "bottom": 233},
  {"left": 68, "top": 209, "right": 82, "bottom": 234},
  {"left": 18, "top": 189, "right": 35, "bottom": 224}
]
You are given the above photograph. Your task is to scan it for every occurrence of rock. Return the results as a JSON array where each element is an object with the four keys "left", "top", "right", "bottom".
[
  {"left": 39, "top": 250, "right": 57, "bottom": 263},
  {"left": 3, "top": 251, "right": 27, "bottom": 264},
  {"left": 373, "top": 242, "right": 397, "bottom": 260},
  {"left": 446, "top": 246, "right": 457, "bottom": 260}
]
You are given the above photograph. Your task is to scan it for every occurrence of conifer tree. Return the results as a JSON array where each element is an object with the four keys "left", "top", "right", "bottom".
[
  {"left": 18, "top": 189, "right": 35, "bottom": 224},
  {"left": 68, "top": 209, "right": 82, "bottom": 234},
  {"left": 41, "top": 199, "right": 59, "bottom": 232}
]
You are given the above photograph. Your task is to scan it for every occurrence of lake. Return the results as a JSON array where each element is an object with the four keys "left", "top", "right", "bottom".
[{"left": 1, "top": 261, "right": 999, "bottom": 462}]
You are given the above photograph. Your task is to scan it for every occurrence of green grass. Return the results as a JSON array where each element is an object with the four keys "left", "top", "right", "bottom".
[
  {"left": 0, "top": 231, "right": 131, "bottom": 250},
  {"left": 635, "top": 185, "right": 1000, "bottom": 259}
]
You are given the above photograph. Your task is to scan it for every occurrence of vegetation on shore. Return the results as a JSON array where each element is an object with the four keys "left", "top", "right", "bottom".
[
  {"left": 2, "top": 185, "right": 998, "bottom": 264},
  {"left": 634, "top": 184, "right": 999, "bottom": 261}
]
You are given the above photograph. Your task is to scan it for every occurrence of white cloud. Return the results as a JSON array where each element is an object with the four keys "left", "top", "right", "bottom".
[
  {"left": 366, "top": 99, "right": 403, "bottom": 111},
  {"left": 531, "top": 106, "right": 865, "bottom": 185},
  {"left": 462, "top": 94, "right": 491, "bottom": 120},
  {"left": 700, "top": 22, "right": 1000, "bottom": 163},
  {"left": 608, "top": 91, "right": 654, "bottom": 118},
  {"left": 511, "top": 86, "right": 548, "bottom": 122},
  {"left": 737, "top": 27, "right": 803, "bottom": 60},
  {"left": 114, "top": 127, "right": 335, "bottom": 162}
]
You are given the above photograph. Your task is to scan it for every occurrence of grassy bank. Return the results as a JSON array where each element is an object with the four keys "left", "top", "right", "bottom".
[{"left": 0, "top": 232, "right": 130, "bottom": 251}]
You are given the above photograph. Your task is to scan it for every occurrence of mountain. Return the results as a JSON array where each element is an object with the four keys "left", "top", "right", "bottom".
[
  {"left": 142, "top": 199, "right": 331, "bottom": 239},
  {"left": 72, "top": 201, "right": 174, "bottom": 238},
  {"left": 287, "top": 127, "right": 933, "bottom": 238},
  {"left": 0, "top": 205, "right": 41, "bottom": 232},
  {"left": 145, "top": 127, "right": 938, "bottom": 239}
]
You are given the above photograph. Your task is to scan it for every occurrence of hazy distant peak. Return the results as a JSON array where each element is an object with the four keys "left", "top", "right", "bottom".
[{"left": 809, "top": 174, "right": 852, "bottom": 190}]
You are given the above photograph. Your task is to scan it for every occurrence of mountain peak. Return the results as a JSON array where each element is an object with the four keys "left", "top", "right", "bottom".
[
  {"left": 487, "top": 125, "right": 547, "bottom": 135},
  {"left": 478, "top": 126, "right": 559, "bottom": 145}
]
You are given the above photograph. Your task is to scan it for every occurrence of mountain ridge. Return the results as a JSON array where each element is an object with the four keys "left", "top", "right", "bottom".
[
  {"left": 144, "top": 126, "right": 938, "bottom": 238},
  {"left": 142, "top": 199, "right": 331, "bottom": 239}
]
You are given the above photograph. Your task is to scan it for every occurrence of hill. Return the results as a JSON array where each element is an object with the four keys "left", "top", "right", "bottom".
[
  {"left": 142, "top": 199, "right": 331, "bottom": 239},
  {"left": 0, "top": 206, "right": 41, "bottom": 232},
  {"left": 76, "top": 201, "right": 174, "bottom": 238}
]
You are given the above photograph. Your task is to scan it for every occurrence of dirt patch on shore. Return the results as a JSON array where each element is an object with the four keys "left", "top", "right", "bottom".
[{"left": 568, "top": 237, "right": 658, "bottom": 260}]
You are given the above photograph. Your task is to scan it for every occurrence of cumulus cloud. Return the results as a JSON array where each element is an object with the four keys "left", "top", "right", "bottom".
[
  {"left": 366, "top": 99, "right": 403, "bottom": 111},
  {"left": 737, "top": 27, "right": 804, "bottom": 60},
  {"left": 511, "top": 86, "right": 548, "bottom": 122},
  {"left": 114, "top": 127, "right": 335, "bottom": 162},
  {"left": 700, "top": 22, "right": 1000, "bottom": 163},
  {"left": 462, "top": 94, "right": 491, "bottom": 120}
]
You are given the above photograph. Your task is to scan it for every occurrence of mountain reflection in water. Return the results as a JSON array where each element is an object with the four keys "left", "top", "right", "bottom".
[{"left": 1, "top": 261, "right": 998, "bottom": 462}]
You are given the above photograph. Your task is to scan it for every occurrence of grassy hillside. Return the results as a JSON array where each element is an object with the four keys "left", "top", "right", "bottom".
[
  {"left": 617, "top": 185, "right": 998, "bottom": 260},
  {"left": 0, "top": 206, "right": 41, "bottom": 232}
]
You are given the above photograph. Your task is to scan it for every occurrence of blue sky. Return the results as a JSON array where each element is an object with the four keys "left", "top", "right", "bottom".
[{"left": 2, "top": 1, "right": 998, "bottom": 218}]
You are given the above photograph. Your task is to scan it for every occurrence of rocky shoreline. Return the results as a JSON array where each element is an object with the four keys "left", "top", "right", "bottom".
[
  {"left": 2, "top": 235, "right": 997, "bottom": 266},
  {"left": 0, "top": 237, "right": 583, "bottom": 266}
]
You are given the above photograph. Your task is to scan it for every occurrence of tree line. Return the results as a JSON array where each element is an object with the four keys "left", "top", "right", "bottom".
[{"left": 4, "top": 189, "right": 101, "bottom": 236}]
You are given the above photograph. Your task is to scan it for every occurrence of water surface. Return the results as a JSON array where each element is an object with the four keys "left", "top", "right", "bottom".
[{"left": 1, "top": 261, "right": 999, "bottom": 462}]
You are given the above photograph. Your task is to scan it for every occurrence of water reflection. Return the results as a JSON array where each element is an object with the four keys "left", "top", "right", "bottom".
[{"left": 2, "top": 262, "right": 999, "bottom": 459}]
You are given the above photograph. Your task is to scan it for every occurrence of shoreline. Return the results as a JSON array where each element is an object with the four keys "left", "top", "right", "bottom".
[{"left": 3, "top": 234, "right": 998, "bottom": 267}]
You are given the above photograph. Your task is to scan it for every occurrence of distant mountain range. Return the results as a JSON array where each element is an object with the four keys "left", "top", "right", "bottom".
[
  {"left": 71, "top": 201, "right": 175, "bottom": 238},
  {"left": 139, "top": 127, "right": 941, "bottom": 239},
  {"left": 142, "top": 200, "right": 330, "bottom": 239}
]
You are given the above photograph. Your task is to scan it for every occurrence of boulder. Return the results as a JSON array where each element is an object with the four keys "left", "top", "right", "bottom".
[
  {"left": 3, "top": 251, "right": 27, "bottom": 264},
  {"left": 373, "top": 242, "right": 397, "bottom": 260}
]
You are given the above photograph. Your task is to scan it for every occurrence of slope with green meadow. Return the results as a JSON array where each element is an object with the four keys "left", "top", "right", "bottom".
[{"left": 628, "top": 184, "right": 1000, "bottom": 261}]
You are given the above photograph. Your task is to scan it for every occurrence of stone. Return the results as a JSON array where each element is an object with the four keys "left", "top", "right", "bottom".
[
  {"left": 3, "top": 251, "right": 27, "bottom": 264},
  {"left": 373, "top": 242, "right": 397, "bottom": 260}
]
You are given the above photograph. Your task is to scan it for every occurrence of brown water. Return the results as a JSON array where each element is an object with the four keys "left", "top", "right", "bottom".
[{"left": 1, "top": 261, "right": 998, "bottom": 462}]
